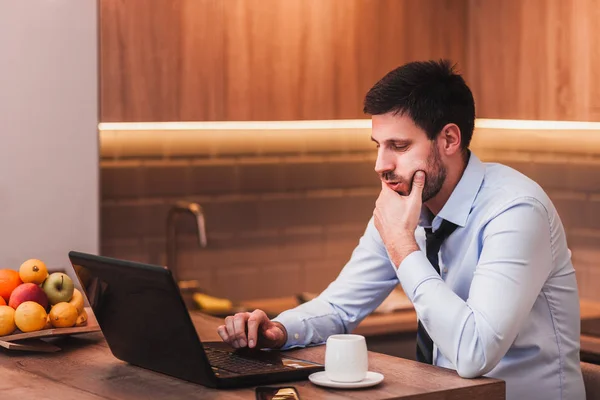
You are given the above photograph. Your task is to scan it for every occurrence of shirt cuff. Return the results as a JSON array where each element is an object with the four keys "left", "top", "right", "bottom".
[
  {"left": 396, "top": 250, "right": 442, "bottom": 302},
  {"left": 271, "top": 311, "right": 306, "bottom": 350}
]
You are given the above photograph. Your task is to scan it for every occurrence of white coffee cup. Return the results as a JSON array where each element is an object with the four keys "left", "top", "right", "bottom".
[{"left": 324, "top": 334, "right": 368, "bottom": 382}]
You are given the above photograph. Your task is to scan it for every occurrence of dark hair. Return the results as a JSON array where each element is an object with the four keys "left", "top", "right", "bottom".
[{"left": 363, "top": 59, "right": 475, "bottom": 150}]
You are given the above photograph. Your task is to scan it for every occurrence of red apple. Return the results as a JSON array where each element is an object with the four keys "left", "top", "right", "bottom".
[{"left": 9, "top": 283, "right": 49, "bottom": 310}]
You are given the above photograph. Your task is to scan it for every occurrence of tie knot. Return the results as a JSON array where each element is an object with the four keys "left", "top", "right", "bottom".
[{"left": 425, "top": 219, "right": 458, "bottom": 243}]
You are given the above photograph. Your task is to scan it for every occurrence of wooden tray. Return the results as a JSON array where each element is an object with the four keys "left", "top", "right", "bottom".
[
  {"left": 0, "top": 338, "right": 62, "bottom": 352},
  {"left": 0, "top": 307, "right": 101, "bottom": 352}
]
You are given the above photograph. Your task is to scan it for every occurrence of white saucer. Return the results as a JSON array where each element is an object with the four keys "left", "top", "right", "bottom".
[{"left": 308, "top": 371, "right": 384, "bottom": 389}]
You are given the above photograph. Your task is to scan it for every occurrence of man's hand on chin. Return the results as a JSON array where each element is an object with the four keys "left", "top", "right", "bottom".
[{"left": 374, "top": 171, "right": 425, "bottom": 268}]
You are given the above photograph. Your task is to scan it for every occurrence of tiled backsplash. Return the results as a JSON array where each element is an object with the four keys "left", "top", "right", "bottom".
[{"left": 100, "top": 123, "right": 600, "bottom": 302}]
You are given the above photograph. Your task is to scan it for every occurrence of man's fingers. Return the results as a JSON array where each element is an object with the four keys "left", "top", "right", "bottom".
[
  {"left": 410, "top": 171, "right": 425, "bottom": 199},
  {"left": 263, "top": 324, "right": 284, "bottom": 341},
  {"left": 233, "top": 313, "right": 250, "bottom": 347},
  {"left": 217, "top": 325, "right": 230, "bottom": 342},
  {"left": 247, "top": 310, "right": 267, "bottom": 348},
  {"left": 262, "top": 327, "right": 276, "bottom": 340},
  {"left": 224, "top": 316, "right": 238, "bottom": 348}
]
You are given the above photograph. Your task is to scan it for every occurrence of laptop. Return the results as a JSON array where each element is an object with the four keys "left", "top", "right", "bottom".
[{"left": 68, "top": 250, "right": 324, "bottom": 389}]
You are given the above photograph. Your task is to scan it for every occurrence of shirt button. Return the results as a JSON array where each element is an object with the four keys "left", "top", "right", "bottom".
[
  {"left": 294, "top": 333, "right": 299, "bottom": 340},
  {"left": 443, "top": 267, "right": 448, "bottom": 274}
]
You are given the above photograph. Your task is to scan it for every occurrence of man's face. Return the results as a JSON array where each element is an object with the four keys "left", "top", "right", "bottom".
[{"left": 371, "top": 112, "right": 446, "bottom": 202}]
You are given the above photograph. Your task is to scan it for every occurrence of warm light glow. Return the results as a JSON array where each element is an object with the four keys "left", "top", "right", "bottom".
[
  {"left": 98, "top": 120, "right": 372, "bottom": 131},
  {"left": 474, "top": 119, "right": 600, "bottom": 130},
  {"left": 98, "top": 118, "right": 600, "bottom": 159},
  {"left": 98, "top": 118, "right": 600, "bottom": 132}
]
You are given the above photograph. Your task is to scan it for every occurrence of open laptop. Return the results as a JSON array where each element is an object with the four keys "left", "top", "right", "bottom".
[{"left": 68, "top": 250, "right": 324, "bottom": 389}]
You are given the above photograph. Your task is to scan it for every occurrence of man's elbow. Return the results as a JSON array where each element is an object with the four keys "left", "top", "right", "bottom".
[
  {"left": 456, "top": 353, "right": 498, "bottom": 378},
  {"left": 457, "top": 364, "right": 485, "bottom": 379}
]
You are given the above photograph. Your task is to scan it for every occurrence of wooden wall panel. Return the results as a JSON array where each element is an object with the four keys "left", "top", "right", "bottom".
[
  {"left": 180, "top": 0, "right": 225, "bottom": 121},
  {"left": 100, "top": 0, "right": 184, "bottom": 121},
  {"left": 100, "top": 0, "right": 467, "bottom": 122},
  {"left": 467, "top": 0, "right": 600, "bottom": 121}
]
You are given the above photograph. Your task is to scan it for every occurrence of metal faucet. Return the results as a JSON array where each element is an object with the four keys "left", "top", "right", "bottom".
[{"left": 166, "top": 201, "right": 208, "bottom": 283}]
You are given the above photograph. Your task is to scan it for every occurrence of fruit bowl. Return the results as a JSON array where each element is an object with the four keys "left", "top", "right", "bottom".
[
  {"left": 0, "top": 260, "right": 102, "bottom": 352},
  {"left": 0, "top": 306, "right": 101, "bottom": 352}
]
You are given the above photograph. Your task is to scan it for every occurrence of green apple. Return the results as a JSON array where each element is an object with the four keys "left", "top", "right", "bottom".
[{"left": 42, "top": 272, "right": 75, "bottom": 305}]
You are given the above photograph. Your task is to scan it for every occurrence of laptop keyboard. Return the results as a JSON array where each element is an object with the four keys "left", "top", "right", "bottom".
[{"left": 205, "top": 348, "right": 293, "bottom": 375}]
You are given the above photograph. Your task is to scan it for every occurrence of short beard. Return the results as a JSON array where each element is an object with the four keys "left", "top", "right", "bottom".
[
  {"left": 382, "top": 142, "right": 447, "bottom": 202},
  {"left": 420, "top": 142, "right": 446, "bottom": 202}
]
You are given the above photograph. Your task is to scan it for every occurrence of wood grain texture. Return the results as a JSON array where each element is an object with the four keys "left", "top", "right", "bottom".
[
  {"left": 581, "top": 335, "right": 600, "bottom": 356},
  {"left": 100, "top": 0, "right": 467, "bottom": 122},
  {"left": 0, "top": 312, "right": 504, "bottom": 400},
  {"left": 0, "top": 338, "right": 61, "bottom": 352},
  {"left": 100, "top": 0, "right": 184, "bottom": 121},
  {"left": 101, "top": 0, "right": 600, "bottom": 122},
  {"left": 581, "top": 361, "right": 600, "bottom": 400},
  {"left": 467, "top": 0, "right": 600, "bottom": 121},
  {"left": 180, "top": 0, "right": 225, "bottom": 121}
]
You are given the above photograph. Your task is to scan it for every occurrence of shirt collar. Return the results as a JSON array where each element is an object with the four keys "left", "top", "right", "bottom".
[{"left": 419, "top": 151, "right": 486, "bottom": 229}]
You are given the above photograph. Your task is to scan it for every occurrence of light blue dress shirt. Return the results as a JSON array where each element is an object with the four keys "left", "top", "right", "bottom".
[{"left": 273, "top": 152, "right": 585, "bottom": 400}]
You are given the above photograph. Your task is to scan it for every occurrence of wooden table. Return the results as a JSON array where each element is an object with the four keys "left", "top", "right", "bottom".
[
  {"left": 0, "top": 312, "right": 505, "bottom": 400},
  {"left": 577, "top": 299, "right": 600, "bottom": 356}
]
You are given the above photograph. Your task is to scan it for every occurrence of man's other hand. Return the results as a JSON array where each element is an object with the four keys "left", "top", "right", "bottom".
[{"left": 217, "top": 309, "right": 288, "bottom": 349}]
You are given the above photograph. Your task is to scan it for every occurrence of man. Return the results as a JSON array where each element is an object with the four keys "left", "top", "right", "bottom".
[{"left": 217, "top": 60, "right": 585, "bottom": 399}]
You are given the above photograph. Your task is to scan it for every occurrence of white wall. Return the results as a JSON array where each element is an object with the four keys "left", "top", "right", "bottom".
[{"left": 0, "top": 1, "right": 98, "bottom": 272}]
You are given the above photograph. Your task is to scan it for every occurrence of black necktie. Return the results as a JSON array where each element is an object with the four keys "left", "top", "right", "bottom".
[{"left": 415, "top": 219, "right": 458, "bottom": 364}]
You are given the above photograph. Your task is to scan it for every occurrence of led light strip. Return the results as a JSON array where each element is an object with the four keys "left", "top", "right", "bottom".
[
  {"left": 98, "top": 120, "right": 372, "bottom": 131},
  {"left": 474, "top": 119, "right": 600, "bottom": 130},
  {"left": 98, "top": 119, "right": 600, "bottom": 132}
]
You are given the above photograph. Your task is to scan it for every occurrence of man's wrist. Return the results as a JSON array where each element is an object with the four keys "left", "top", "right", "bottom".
[{"left": 389, "top": 235, "right": 419, "bottom": 268}]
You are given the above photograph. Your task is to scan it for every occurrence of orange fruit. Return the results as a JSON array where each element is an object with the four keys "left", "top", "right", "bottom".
[
  {"left": 0, "top": 305, "right": 16, "bottom": 336},
  {"left": 49, "top": 302, "right": 78, "bottom": 328},
  {"left": 0, "top": 296, "right": 6, "bottom": 306},
  {"left": 14, "top": 301, "right": 47, "bottom": 332},
  {"left": 19, "top": 259, "right": 48, "bottom": 285},
  {"left": 68, "top": 288, "right": 84, "bottom": 315},
  {"left": 43, "top": 314, "right": 52, "bottom": 330},
  {"left": 75, "top": 308, "right": 88, "bottom": 327},
  {"left": 0, "top": 270, "right": 22, "bottom": 303}
]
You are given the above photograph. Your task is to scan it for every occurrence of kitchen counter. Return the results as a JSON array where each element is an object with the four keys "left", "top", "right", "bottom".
[
  {"left": 241, "top": 297, "right": 600, "bottom": 355},
  {"left": 0, "top": 312, "right": 504, "bottom": 400},
  {"left": 580, "top": 299, "right": 600, "bottom": 359}
]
